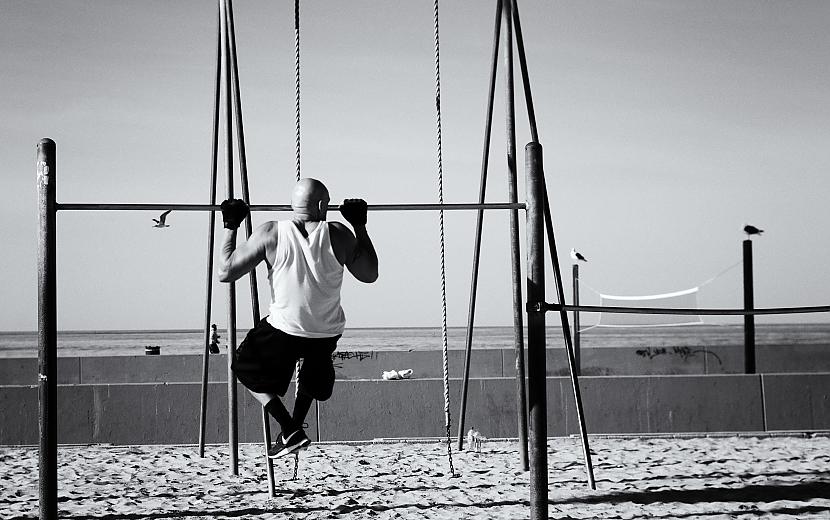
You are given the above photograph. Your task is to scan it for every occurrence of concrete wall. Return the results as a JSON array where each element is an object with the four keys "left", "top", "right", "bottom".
[
  {"left": 761, "top": 373, "right": 830, "bottom": 431},
  {"left": 2, "top": 373, "right": 827, "bottom": 445},
  {"left": 3, "top": 344, "right": 829, "bottom": 386},
  {"left": 0, "top": 382, "right": 313, "bottom": 446}
]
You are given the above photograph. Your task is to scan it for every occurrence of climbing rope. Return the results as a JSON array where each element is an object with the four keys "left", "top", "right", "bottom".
[
  {"left": 294, "top": 0, "right": 301, "bottom": 182},
  {"left": 292, "top": 0, "right": 302, "bottom": 480},
  {"left": 433, "top": 0, "right": 456, "bottom": 478},
  {"left": 292, "top": 453, "right": 299, "bottom": 480}
]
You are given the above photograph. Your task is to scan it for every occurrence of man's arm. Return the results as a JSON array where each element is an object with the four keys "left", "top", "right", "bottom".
[
  {"left": 345, "top": 224, "right": 378, "bottom": 283},
  {"left": 218, "top": 223, "right": 277, "bottom": 283},
  {"left": 217, "top": 199, "right": 275, "bottom": 283},
  {"left": 334, "top": 199, "right": 378, "bottom": 283}
]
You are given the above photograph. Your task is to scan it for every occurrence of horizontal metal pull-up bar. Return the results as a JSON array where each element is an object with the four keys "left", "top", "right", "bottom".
[
  {"left": 548, "top": 303, "right": 830, "bottom": 316},
  {"left": 55, "top": 202, "right": 526, "bottom": 212}
]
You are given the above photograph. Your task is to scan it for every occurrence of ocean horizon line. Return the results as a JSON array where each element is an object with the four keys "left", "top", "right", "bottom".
[
  {"left": 0, "top": 324, "right": 551, "bottom": 335},
  {"left": 4, "top": 322, "right": 828, "bottom": 336}
]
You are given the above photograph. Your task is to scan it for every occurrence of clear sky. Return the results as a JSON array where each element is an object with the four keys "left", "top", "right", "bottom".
[{"left": 2, "top": 0, "right": 829, "bottom": 331}]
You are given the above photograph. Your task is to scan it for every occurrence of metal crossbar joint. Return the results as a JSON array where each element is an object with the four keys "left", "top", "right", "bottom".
[{"left": 547, "top": 302, "right": 563, "bottom": 312}]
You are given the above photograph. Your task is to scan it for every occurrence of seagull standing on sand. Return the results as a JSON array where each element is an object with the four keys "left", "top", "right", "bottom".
[
  {"left": 466, "top": 428, "right": 484, "bottom": 453},
  {"left": 152, "top": 210, "right": 172, "bottom": 228},
  {"left": 570, "top": 248, "right": 587, "bottom": 263},
  {"left": 743, "top": 225, "right": 763, "bottom": 237}
]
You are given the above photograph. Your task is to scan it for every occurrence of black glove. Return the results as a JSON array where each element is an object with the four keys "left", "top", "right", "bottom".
[
  {"left": 220, "top": 199, "right": 249, "bottom": 230},
  {"left": 340, "top": 198, "right": 368, "bottom": 227}
]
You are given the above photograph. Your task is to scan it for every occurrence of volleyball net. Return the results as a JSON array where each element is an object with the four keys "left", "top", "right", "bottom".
[
  {"left": 595, "top": 288, "right": 704, "bottom": 327},
  {"left": 577, "top": 260, "right": 743, "bottom": 330}
]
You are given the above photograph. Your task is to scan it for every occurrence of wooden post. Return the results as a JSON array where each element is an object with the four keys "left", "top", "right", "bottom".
[
  {"left": 573, "top": 264, "right": 581, "bottom": 376},
  {"left": 220, "top": 0, "right": 238, "bottom": 475},
  {"left": 502, "top": 0, "right": 530, "bottom": 471},
  {"left": 743, "top": 239, "right": 755, "bottom": 374},
  {"left": 457, "top": 0, "right": 502, "bottom": 452},
  {"left": 37, "top": 138, "right": 57, "bottom": 520},
  {"left": 525, "top": 141, "right": 547, "bottom": 520}
]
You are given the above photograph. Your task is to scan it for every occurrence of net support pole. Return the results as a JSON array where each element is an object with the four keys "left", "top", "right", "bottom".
[
  {"left": 743, "top": 239, "right": 756, "bottom": 374},
  {"left": 457, "top": 0, "right": 502, "bottom": 453},
  {"left": 37, "top": 138, "right": 57, "bottom": 520},
  {"left": 220, "top": 0, "right": 239, "bottom": 476},
  {"left": 502, "top": 0, "right": 530, "bottom": 471},
  {"left": 198, "top": 0, "right": 223, "bottom": 459},
  {"left": 572, "top": 264, "right": 581, "bottom": 376},
  {"left": 525, "top": 142, "right": 547, "bottom": 520}
]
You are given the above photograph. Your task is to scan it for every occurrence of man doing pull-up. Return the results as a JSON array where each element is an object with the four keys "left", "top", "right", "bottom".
[{"left": 218, "top": 178, "right": 378, "bottom": 458}]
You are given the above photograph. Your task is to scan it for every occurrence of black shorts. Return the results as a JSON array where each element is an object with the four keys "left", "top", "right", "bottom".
[{"left": 231, "top": 318, "right": 340, "bottom": 400}]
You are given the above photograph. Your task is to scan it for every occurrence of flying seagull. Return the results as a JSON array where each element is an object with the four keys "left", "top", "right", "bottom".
[
  {"left": 743, "top": 224, "right": 763, "bottom": 237},
  {"left": 570, "top": 248, "right": 587, "bottom": 263},
  {"left": 152, "top": 210, "right": 172, "bottom": 228}
]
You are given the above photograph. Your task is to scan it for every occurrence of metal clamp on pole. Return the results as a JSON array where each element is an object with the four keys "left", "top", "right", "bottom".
[{"left": 525, "top": 301, "right": 547, "bottom": 313}]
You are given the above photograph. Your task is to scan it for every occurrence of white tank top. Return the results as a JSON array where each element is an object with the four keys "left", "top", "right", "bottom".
[{"left": 266, "top": 220, "right": 345, "bottom": 338}]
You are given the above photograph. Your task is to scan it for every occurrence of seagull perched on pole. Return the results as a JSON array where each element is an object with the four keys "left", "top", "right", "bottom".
[
  {"left": 743, "top": 224, "right": 763, "bottom": 237},
  {"left": 152, "top": 210, "right": 172, "bottom": 228},
  {"left": 570, "top": 248, "right": 587, "bottom": 263}
]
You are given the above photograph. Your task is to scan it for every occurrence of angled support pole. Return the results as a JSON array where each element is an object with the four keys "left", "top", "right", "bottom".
[
  {"left": 502, "top": 0, "right": 530, "bottom": 471},
  {"left": 512, "top": 0, "right": 596, "bottom": 490},
  {"left": 457, "top": 0, "right": 503, "bottom": 451},
  {"left": 219, "top": 0, "right": 239, "bottom": 476},
  {"left": 198, "top": 0, "right": 223, "bottom": 460},
  {"left": 457, "top": 0, "right": 529, "bottom": 470},
  {"left": 224, "top": 0, "right": 276, "bottom": 495}
]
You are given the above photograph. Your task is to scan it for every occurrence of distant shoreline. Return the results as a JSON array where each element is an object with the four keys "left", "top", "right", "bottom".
[{"left": 6, "top": 322, "right": 830, "bottom": 335}]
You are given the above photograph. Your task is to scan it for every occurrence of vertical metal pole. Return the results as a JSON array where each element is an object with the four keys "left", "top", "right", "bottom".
[
  {"left": 37, "top": 138, "right": 57, "bottom": 520},
  {"left": 457, "top": 0, "right": 503, "bottom": 452},
  {"left": 743, "top": 239, "right": 755, "bottom": 374},
  {"left": 225, "top": 0, "right": 275, "bottom": 495},
  {"left": 220, "top": 0, "right": 238, "bottom": 476},
  {"left": 573, "top": 264, "right": 581, "bottom": 376},
  {"left": 199, "top": 0, "right": 223, "bottom": 459},
  {"left": 525, "top": 142, "right": 547, "bottom": 520},
  {"left": 502, "top": 0, "right": 530, "bottom": 471}
]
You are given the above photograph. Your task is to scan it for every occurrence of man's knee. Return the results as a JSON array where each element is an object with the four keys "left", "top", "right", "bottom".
[
  {"left": 298, "top": 354, "right": 335, "bottom": 401},
  {"left": 315, "top": 382, "right": 334, "bottom": 401},
  {"left": 299, "top": 379, "right": 333, "bottom": 401}
]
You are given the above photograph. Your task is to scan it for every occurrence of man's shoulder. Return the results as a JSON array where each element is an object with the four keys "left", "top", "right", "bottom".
[
  {"left": 258, "top": 220, "right": 281, "bottom": 233},
  {"left": 252, "top": 220, "right": 281, "bottom": 244},
  {"left": 327, "top": 221, "right": 355, "bottom": 241},
  {"left": 327, "top": 221, "right": 349, "bottom": 233},
  {"left": 326, "top": 221, "right": 355, "bottom": 257}
]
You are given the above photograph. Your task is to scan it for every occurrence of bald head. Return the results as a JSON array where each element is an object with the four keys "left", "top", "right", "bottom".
[{"left": 291, "top": 178, "right": 330, "bottom": 221}]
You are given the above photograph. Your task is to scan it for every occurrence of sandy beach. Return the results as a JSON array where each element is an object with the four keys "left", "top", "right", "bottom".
[{"left": 2, "top": 434, "right": 829, "bottom": 519}]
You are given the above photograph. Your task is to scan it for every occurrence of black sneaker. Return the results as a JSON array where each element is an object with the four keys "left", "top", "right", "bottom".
[{"left": 267, "top": 429, "right": 310, "bottom": 458}]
